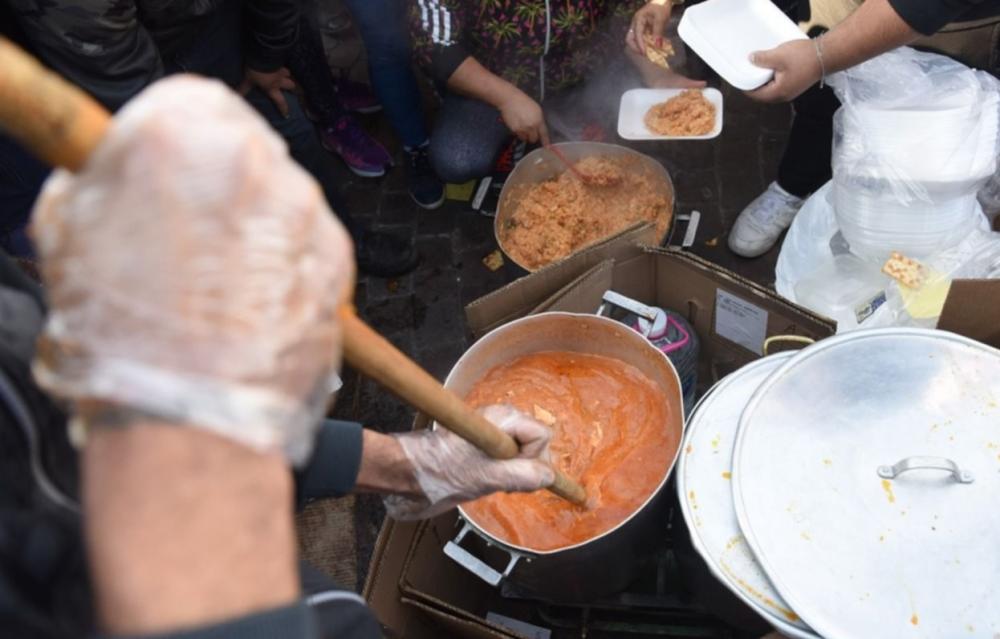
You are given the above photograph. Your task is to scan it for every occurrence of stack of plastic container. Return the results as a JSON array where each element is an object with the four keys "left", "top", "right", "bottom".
[
  {"left": 829, "top": 48, "right": 1000, "bottom": 262},
  {"left": 775, "top": 48, "right": 1000, "bottom": 332}
]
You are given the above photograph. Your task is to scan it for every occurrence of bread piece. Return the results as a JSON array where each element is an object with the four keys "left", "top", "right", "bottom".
[
  {"left": 882, "top": 251, "right": 927, "bottom": 289},
  {"left": 482, "top": 249, "right": 504, "bottom": 271},
  {"left": 643, "top": 34, "right": 674, "bottom": 69}
]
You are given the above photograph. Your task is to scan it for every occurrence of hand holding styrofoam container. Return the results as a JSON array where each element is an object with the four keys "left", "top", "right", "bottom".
[{"left": 678, "top": 0, "right": 807, "bottom": 91}]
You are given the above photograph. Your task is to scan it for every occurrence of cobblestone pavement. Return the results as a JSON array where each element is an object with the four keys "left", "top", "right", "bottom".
[{"left": 297, "top": 79, "right": 795, "bottom": 591}]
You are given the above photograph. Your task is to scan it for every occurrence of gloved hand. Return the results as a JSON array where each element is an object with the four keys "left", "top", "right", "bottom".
[
  {"left": 31, "top": 75, "right": 354, "bottom": 465},
  {"left": 384, "top": 404, "right": 555, "bottom": 520}
]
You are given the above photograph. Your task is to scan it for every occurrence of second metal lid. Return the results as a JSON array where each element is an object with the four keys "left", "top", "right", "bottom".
[{"left": 678, "top": 351, "right": 817, "bottom": 638}]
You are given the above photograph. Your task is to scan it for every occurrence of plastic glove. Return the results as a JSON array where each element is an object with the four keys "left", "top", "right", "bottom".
[
  {"left": 31, "top": 75, "right": 354, "bottom": 465},
  {"left": 384, "top": 404, "right": 555, "bottom": 521}
]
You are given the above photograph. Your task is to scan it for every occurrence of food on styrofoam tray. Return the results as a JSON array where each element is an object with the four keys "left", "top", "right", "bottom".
[
  {"left": 500, "top": 156, "right": 672, "bottom": 270},
  {"left": 463, "top": 351, "right": 676, "bottom": 551},
  {"left": 678, "top": 0, "right": 808, "bottom": 91},
  {"left": 643, "top": 89, "right": 716, "bottom": 136}
]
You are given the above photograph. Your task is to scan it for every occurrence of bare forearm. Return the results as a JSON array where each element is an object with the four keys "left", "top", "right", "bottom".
[
  {"left": 355, "top": 429, "right": 421, "bottom": 495},
  {"left": 821, "top": 0, "right": 919, "bottom": 73},
  {"left": 83, "top": 418, "right": 299, "bottom": 635},
  {"left": 447, "top": 57, "right": 521, "bottom": 109}
]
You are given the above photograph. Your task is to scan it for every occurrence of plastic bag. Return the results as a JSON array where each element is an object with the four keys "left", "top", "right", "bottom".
[
  {"left": 828, "top": 48, "right": 1000, "bottom": 262},
  {"left": 776, "top": 182, "right": 1000, "bottom": 332}
]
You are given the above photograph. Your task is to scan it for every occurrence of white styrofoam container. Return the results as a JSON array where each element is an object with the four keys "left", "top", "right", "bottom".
[
  {"left": 678, "top": 0, "right": 807, "bottom": 91},
  {"left": 617, "top": 88, "right": 724, "bottom": 140}
]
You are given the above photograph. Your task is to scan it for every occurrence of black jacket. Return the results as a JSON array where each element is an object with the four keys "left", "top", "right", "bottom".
[
  {"left": 5, "top": 0, "right": 299, "bottom": 110},
  {"left": 889, "top": 0, "right": 1000, "bottom": 34}
]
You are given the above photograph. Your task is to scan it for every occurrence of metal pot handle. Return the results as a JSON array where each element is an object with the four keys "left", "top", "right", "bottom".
[
  {"left": 877, "top": 456, "right": 974, "bottom": 484},
  {"left": 443, "top": 523, "right": 522, "bottom": 587}
]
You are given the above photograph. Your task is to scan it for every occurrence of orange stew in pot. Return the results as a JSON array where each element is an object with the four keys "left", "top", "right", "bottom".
[{"left": 463, "top": 351, "right": 676, "bottom": 551}]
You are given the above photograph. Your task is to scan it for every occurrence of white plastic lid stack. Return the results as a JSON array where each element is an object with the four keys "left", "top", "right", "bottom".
[
  {"left": 833, "top": 184, "right": 982, "bottom": 261},
  {"left": 828, "top": 47, "right": 1000, "bottom": 263}
]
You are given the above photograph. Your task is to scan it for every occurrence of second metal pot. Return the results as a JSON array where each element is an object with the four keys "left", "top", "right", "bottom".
[{"left": 494, "top": 142, "right": 675, "bottom": 272}]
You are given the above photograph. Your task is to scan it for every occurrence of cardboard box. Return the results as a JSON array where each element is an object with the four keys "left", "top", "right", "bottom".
[
  {"left": 937, "top": 279, "right": 1000, "bottom": 349},
  {"left": 364, "top": 239, "right": 838, "bottom": 638}
]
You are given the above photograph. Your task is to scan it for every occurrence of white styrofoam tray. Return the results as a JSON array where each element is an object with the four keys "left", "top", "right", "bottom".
[
  {"left": 617, "top": 88, "right": 723, "bottom": 140},
  {"left": 678, "top": 0, "right": 807, "bottom": 91}
]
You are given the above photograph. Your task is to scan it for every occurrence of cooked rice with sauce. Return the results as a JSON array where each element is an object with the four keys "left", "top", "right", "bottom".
[
  {"left": 644, "top": 90, "right": 715, "bottom": 136},
  {"left": 500, "top": 156, "right": 672, "bottom": 270}
]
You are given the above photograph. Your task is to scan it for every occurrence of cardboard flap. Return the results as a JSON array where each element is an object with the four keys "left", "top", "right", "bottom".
[
  {"left": 938, "top": 279, "right": 1000, "bottom": 349},
  {"left": 531, "top": 260, "right": 616, "bottom": 315},
  {"left": 362, "top": 518, "right": 423, "bottom": 632},
  {"left": 466, "top": 224, "right": 652, "bottom": 337}
]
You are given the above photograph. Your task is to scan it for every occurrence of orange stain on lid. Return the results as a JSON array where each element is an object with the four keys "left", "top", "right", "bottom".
[
  {"left": 721, "top": 563, "right": 800, "bottom": 622},
  {"left": 721, "top": 471, "right": 732, "bottom": 480},
  {"left": 911, "top": 614, "right": 919, "bottom": 626}
]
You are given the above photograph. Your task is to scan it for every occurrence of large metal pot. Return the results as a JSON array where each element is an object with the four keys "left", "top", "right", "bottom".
[
  {"left": 495, "top": 142, "right": 675, "bottom": 272},
  {"left": 441, "top": 312, "right": 685, "bottom": 602}
]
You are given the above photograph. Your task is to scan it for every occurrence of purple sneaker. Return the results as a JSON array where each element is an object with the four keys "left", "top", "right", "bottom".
[
  {"left": 335, "top": 80, "right": 382, "bottom": 114},
  {"left": 320, "top": 115, "right": 392, "bottom": 178}
]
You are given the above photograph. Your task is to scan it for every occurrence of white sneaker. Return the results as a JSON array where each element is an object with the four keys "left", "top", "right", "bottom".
[{"left": 728, "top": 181, "right": 805, "bottom": 258}]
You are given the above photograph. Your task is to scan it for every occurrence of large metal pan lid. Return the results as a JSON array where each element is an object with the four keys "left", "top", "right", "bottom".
[
  {"left": 733, "top": 328, "right": 1000, "bottom": 638},
  {"left": 678, "top": 352, "right": 818, "bottom": 639}
]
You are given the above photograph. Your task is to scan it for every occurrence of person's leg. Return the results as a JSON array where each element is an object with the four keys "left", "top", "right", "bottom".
[
  {"left": 168, "top": 1, "right": 418, "bottom": 277},
  {"left": 340, "top": 0, "right": 428, "bottom": 149},
  {"left": 243, "top": 89, "right": 418, "bottom": 277},
  {"left": 778, "top": 84, "right": 840, "bottom": 198},
  {"left": 286, "top": 11, "right": 392, "bottom": 178},
  {"left": 728, "top": 7, "right": 842, "bottom": 258},
  {"left": 341, "top": 0, "right": 445, "bottom": 209},
  {"left": 429, "top": 93, "right": 513, "bottom": 184}
]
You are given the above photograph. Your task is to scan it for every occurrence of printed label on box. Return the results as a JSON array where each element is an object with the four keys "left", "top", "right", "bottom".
[
  {"left": 486, "top": 612, "right": 551, "bottom": 639},
  {"left": 715, "top": 289, "right": 768, "bottom": 355}
]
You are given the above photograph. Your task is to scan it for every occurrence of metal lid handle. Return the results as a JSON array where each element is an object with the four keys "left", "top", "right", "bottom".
[{"left": 877, "top": 456, "right": 974, "bottom": 484}]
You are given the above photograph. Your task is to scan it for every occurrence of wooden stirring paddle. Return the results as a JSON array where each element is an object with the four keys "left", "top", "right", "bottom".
[
  {"left": 544, "top": 143, "right": 622, "bottom": 188},
  {"left": 0, "top": 37, "right": 587, "bottom": 507}
]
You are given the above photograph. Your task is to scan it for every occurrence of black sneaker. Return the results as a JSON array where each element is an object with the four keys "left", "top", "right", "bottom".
[
  {"left": 355, "top": 229, "right": 420, "bottom": 278},
  {"left": 405, "top": 144, "right": 445, "bottom": 210}
]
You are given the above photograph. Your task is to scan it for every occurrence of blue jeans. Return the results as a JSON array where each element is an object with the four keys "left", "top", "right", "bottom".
[
  {"left": 429, "top": 93, "right": 511, "bottom": 183},
  {"left": 341, "top": 0, "right": 429, "bottom": 149}
]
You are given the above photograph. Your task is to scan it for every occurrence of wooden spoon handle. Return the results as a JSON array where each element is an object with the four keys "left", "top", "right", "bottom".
[
  {"left": 545, "top": 143, "right": 588, "bottom": 182},
  {"left": 0, "top": 37, "right": 110, "bottom": 170},
  {"left": 340, "top": 309, "right": 587, "bottom": 505}
]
